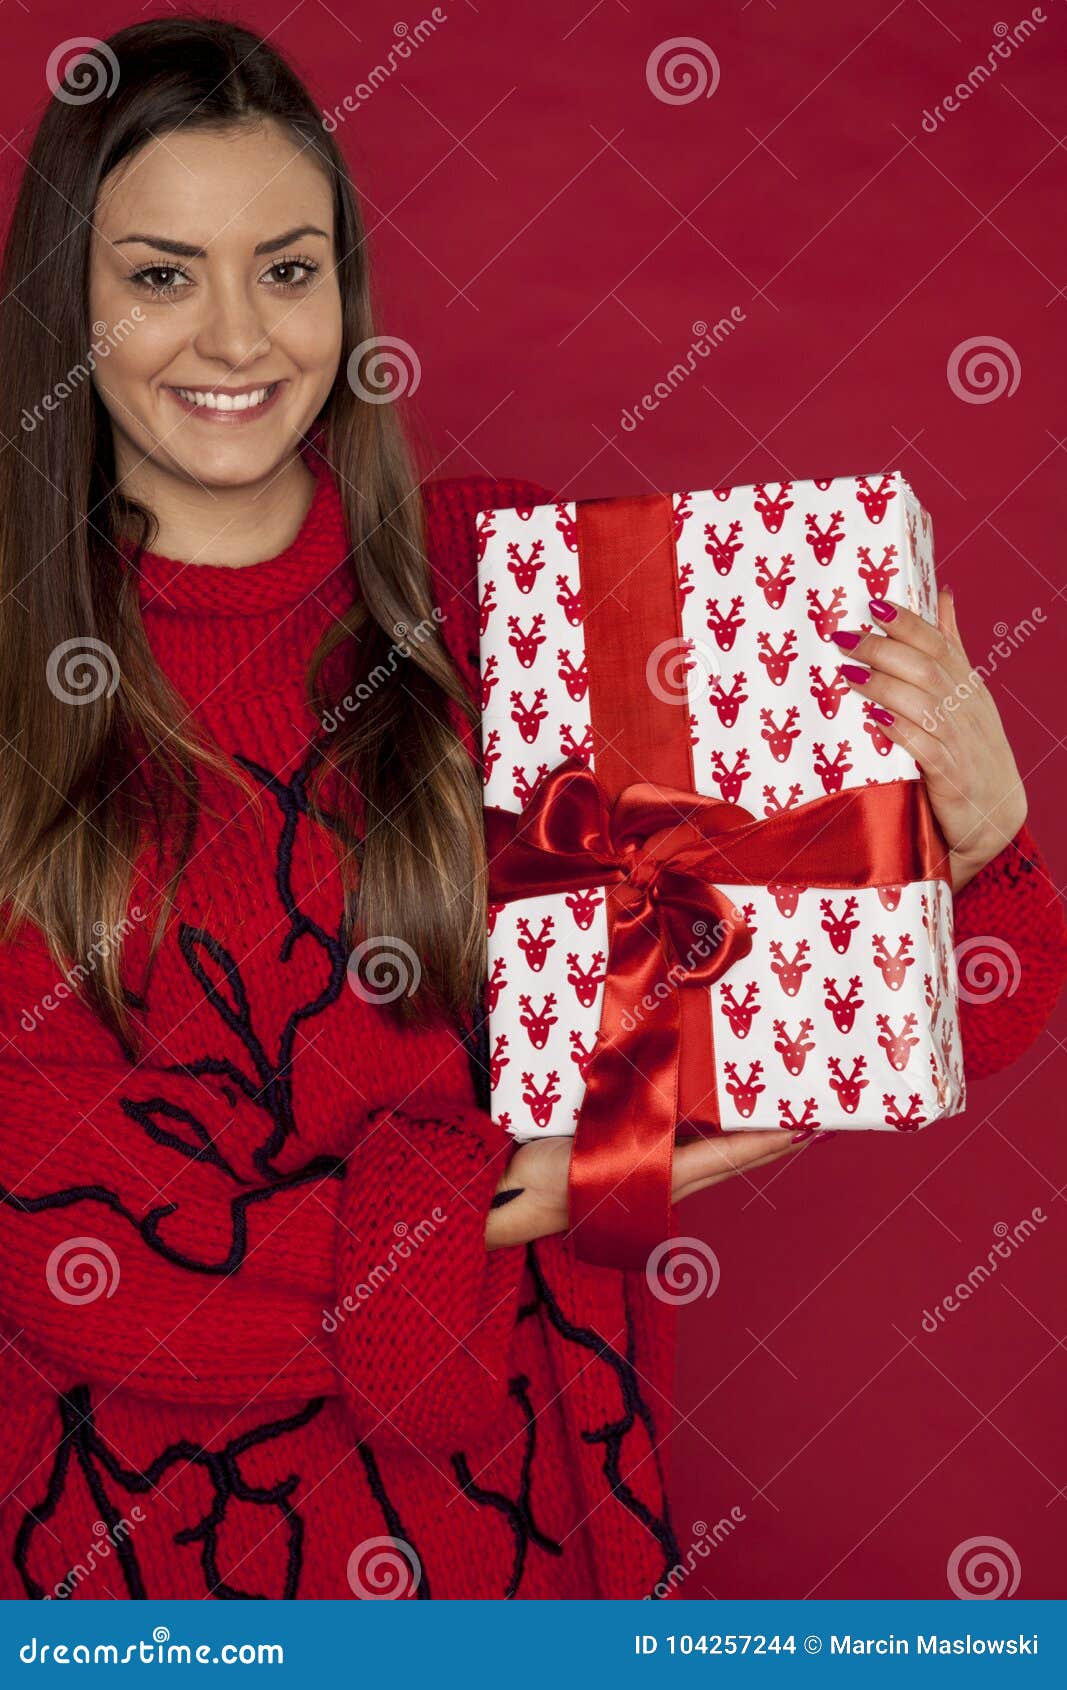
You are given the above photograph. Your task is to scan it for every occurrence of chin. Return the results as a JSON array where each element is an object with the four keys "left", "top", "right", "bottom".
[{"left": 160, "top": 428, "right": 303, "bottom": 489}]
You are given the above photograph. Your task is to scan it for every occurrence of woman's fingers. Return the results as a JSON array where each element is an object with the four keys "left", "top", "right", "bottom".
[
  {"left": 867, "top": 595, "right": 963, "bottom": 661},
  {"left": 831, "top": 594, "right": 973, "bottom": 715},
  {"left": 853, "top": 705, "right": 954, "bottom": 774},
  {"left": 672, "top": 1128, "right": 814, "bottom": 1200},
  {"left": 841, "top": 666, "right": 948, "bottom": 734}
]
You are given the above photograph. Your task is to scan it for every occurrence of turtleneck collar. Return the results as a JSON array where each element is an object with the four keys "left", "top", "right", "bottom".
[
  {"left": 129, "top": 456, "right": 358, "bottom": 733},
  {"left": 133, "top": 456, "right": 351, "bottom": 620}
]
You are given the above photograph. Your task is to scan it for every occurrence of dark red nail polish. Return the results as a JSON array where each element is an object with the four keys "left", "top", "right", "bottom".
[
  {"left": 816, "top": 1130, "right": 842, "bottom": 1142},
  {"left": 869, "top": 705, "right": 894, "bottom": 726},
  {"left": 839, "top": 663, "right": 870, "bottom": 684},
  {"left": 791, "top": 1127, "right": 816, "bottom": 1143},
  {"left": 869, "top": 599, "right": 897, "bottom": 621},
  {"left": 831, "top": 629, "right": 862, "bottom": 650}
]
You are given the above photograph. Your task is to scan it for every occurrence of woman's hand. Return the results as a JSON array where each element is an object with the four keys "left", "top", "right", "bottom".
[
  {"left": 833, "top": 590, "right": 1028, "bottom": 892},
  {"left": 485, "top": 1126, "right": 817, "bottom": 1251}
]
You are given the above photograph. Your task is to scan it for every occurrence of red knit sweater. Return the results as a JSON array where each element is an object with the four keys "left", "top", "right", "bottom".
[{"left": 0, "top": 461, "right": 1064, "bottom": 1601}]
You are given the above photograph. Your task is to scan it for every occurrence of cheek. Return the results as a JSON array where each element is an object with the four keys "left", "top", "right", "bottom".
[
  {"left": 90, "top": 305, "right": 187, "bottom": 412},
  {"left": 276, "top": 291, "right": 344, "bottom": 384}
]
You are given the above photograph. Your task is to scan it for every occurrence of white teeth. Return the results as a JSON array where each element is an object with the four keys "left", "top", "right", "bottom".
[{"left": 175, "top": 385, "right": 275, "bottom": 410}]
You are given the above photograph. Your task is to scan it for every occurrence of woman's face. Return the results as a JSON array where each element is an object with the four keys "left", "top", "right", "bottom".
[{"left": 89, "top": 119, "right": 343, "bottom": 493}]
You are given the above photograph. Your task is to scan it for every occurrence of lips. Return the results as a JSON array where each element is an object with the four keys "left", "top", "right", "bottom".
[{"left": 166, "top": 381, "right": 285, "bottom": 422}]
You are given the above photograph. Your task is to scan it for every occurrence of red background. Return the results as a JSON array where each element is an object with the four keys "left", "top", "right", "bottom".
[{"left": 4, "top": 0, "right": 1065, "bottom": 1599}]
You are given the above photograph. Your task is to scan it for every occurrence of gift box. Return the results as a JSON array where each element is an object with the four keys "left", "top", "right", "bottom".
[{"left": 477, "top": 474, "right": 965, "bottom": 1264}]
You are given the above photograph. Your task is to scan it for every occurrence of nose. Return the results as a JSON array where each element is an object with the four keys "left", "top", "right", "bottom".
[{"left": 192, "top": 275, "right": 273, "bottom": 372}]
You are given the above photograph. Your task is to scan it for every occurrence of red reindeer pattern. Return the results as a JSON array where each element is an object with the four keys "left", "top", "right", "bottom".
[
  {"left": 479, "top": 479, "right": 957, "bottom": 1139},
  {"left": 719, "top": 981, "right": 761, "bottom": 1038},
  {"left": 704, "top": 519, "right": 744, "bottom": 575},
  {"left": 754, "top": 553, "right": 796, "bottom": 608},
  {"left": 506, "top": 539, "right": 545, "bottom": 593}
]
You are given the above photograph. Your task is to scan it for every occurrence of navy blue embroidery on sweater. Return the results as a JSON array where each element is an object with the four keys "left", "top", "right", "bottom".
[
  {"left": 15, "top": 1386, "right": 325, "bottom": 1599},
  {"left": 1002, "top": 839, "right": 1037, "bottom": 888},
  {"left": 525, "top": 1247, "right": 680, "bottom": 1589},
  {"left": 152, "top": 747, "right": 354, "bottom": 1179},
  {"left": 353, "top": 1440, "right": 431, "bottom": 1601},
  {"left": 450, "top": 1374, "right": 563, "bottom": 1598},
  {"left": 0, "top": 1157, "right": 341, "bottom": 1277}
]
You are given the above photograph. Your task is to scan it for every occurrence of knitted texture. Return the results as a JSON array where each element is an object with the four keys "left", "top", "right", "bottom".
[{"left": 0, "top": 460, "right": 1063, "bottom": 1600}]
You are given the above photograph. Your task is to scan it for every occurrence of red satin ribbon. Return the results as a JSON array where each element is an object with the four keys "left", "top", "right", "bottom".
[{"left": 486, "top": 757, "right": 948, "bottom": 1269}]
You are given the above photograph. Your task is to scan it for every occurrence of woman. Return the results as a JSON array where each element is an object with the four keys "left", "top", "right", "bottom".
[{"left": 0, "top": 18, "right": 1062, "bottom": 1601}]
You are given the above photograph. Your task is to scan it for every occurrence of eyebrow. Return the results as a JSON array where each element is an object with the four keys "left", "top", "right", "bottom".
[{"left": 113, "top": 225, "right": 331, "bottom": 258}]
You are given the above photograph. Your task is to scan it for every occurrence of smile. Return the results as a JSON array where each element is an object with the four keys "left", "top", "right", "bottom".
[{"left": 167, "top": 382, "right": 284, "bottom": 421}]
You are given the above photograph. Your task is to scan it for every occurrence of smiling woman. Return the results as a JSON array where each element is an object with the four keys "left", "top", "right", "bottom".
[
  {"left": 89, "top": 124, "right": 342, "bottom": 552},
  {"left": 0, "top": 13, "right": 1064, "bottom": 1605},
  {"left": 0, "top": 13, "right": 711, "bottom": 1602}
]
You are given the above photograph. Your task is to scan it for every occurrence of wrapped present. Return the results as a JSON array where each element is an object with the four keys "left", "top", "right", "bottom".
[{"left": 477, "top": 474, "right": 965, "bottom": 1265}]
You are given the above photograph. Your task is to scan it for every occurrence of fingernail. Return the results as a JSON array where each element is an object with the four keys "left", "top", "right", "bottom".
[
  {"left": 790, "top": 1127, "right": 816, "bottom": 1143},
  {"left": 816, "top": 1130, "right": 842, "bottom": 1142},
  {"left": 868, "top": 705, "right": 894, "bottom": 725},
  {"left": 831, "top": 629, "right": 863, "bottom": 650},
  {"left": 839, "top": 663, "right": 870, "bottom": 684},
  {"left": 868, "top": 599, "right": 897, "bottom": 621}
]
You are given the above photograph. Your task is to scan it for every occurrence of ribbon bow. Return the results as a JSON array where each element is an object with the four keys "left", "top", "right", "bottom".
[{"left": 486, "top": 757, "right": 946, "bottom": 1269}]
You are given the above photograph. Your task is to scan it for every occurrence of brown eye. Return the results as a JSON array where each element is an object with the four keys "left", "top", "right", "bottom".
[
  {"left": 130, "top": 265, "right": 191, "bottom": 297},
  {"left": 264, "top": 258, "right": 317, "bottom": 291}
]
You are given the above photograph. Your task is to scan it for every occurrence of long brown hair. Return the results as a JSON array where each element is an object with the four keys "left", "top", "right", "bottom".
[{"left": 0, "top": 16, "right": 485, "bottom": 1044}]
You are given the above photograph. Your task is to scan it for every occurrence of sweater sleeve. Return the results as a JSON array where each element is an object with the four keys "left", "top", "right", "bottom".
[
  {"left": 422, "top": 472, "right": 554, "bottom": 713},
  {"left": 0, "top": 918, "right": 525, "bottom": 1447},
  {"left": 952, "top": 821, "right": 1067, "bottom": 1080}
]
